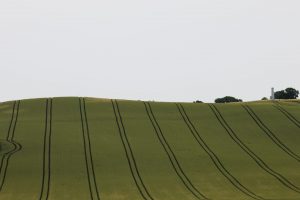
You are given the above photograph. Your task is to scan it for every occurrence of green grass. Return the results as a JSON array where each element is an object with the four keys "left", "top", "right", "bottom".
[{"left": 0, "top": 97, "right": 299, "bottom": 200}]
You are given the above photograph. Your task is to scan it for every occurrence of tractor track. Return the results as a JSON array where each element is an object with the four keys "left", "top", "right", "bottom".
[
  {"left": 39, "top": 98, "right": 53, "bottom": 200},
  {"left": 242, "top": 104, "right": 300, "bottom": 162},
  {"left": 177, "top": 103, "right": 264, "bottom": 200},
  {"left": 111, "top": 100, "right": 153, "bottom": 200},
  {"left": 273, "top": 103, "right": 300, "bottom": 129},
  {"left": 79, "top": 98, "right": 101, "bottom": 200},
  {"left": 0, "top": 101, "right": 22, "bottom": 191},
  {"left": 143, "top": 102, "right": 209, "bottom": 200},
  {"left": 209, "top": 104, "right": 300, "bottom": 195}
]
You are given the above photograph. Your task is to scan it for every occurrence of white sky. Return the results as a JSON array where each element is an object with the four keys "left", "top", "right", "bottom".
[{"left": 0, "top": 0, "right": 299, "bottom": 103}]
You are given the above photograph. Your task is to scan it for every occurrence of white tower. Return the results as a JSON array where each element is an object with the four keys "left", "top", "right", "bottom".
[{"left": 270, "top": 87, "right": 275, "bottom": 100}]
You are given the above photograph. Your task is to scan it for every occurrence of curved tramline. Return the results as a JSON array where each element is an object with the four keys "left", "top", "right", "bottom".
[
  {"left": 39, "top": 99, "right": 53, "bottom": 200},
  {"left": 242, "top": 104, "right": 300, "bottom": 162},
  {"left": 209, "top": 104, "right": 300, "bottom": 195},
  {"left": 144, "top": 102, "right": 209, "bottom": 200},
  {"left": 79, "top": 98, "right": 101, "bottom": 200},
  {"left": 0, "top": 101, "right": 22, "bottom": 191},
  {"left": 111, "top": 100, "right": 153, "bottom": 200},
  {"left": 0, "top": 142, "right": 22, "bottom": 191},
  {"left": 273, "top": 103, "right": 300, "bottom": 129},
  {"left": 177, "top": 103, "right": 264, "bottom": 200}
]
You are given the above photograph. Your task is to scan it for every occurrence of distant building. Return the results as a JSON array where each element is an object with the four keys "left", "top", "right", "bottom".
[{"left": 270, "top": 87, "right": 275, "bottom": 100}]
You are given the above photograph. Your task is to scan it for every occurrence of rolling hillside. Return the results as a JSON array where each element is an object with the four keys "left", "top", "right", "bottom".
[{"left": 0, "top": 97, "right": 299, "bottom": 200}]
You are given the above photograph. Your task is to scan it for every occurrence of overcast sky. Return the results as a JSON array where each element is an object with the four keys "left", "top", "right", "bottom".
[{"left": 0, "top": 0, "right": 299, "bottom": 103}]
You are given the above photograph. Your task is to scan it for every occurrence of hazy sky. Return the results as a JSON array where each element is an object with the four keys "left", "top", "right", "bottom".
[{"left": 0, "top": 0, "right": 299, "bottom": 103}]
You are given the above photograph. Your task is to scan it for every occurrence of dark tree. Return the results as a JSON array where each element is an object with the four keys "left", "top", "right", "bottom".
[
  {"left": 194, "top": 100, "right": 203, "bottom": 103},
  {"left": 285, "top": 88, "right": 299, "bottom": 99},
  {"left": 261, "top": 97, "right": 268, "bottom": 100},
  {"left": 274, "top": 88, "right": 299, "bottom": 99},
  {"left": 274, "top": 90, "right": 285, "bottom": 99},
  {"left": 215, "top": 96, "right": 243, "bottom": 103}
]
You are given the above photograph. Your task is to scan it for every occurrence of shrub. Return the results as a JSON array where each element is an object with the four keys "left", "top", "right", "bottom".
[
  {"left": 215, "top": 96, "right": 243, "bottom": 103},
  {"left": 194, "top": 100, "right": 203, "bottom": 103}
]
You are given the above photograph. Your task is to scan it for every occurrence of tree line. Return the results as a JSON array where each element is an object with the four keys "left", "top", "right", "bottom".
[{"left": 194, "top": 87, "right": 299, "bottom": 103}]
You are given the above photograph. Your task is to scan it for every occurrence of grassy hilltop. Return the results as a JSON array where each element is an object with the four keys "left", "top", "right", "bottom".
[{"left": 0, "top": 97, "right": 299, "bottom": 200}]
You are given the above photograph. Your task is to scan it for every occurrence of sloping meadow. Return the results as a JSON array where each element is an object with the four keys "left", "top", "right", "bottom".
[{"left": 0, "top": 98, "right": 299, "bottom": 200}]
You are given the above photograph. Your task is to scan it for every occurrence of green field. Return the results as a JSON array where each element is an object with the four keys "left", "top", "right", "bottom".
[{"left": 0, "top": 97, "right": 299, "bottom": 200}]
